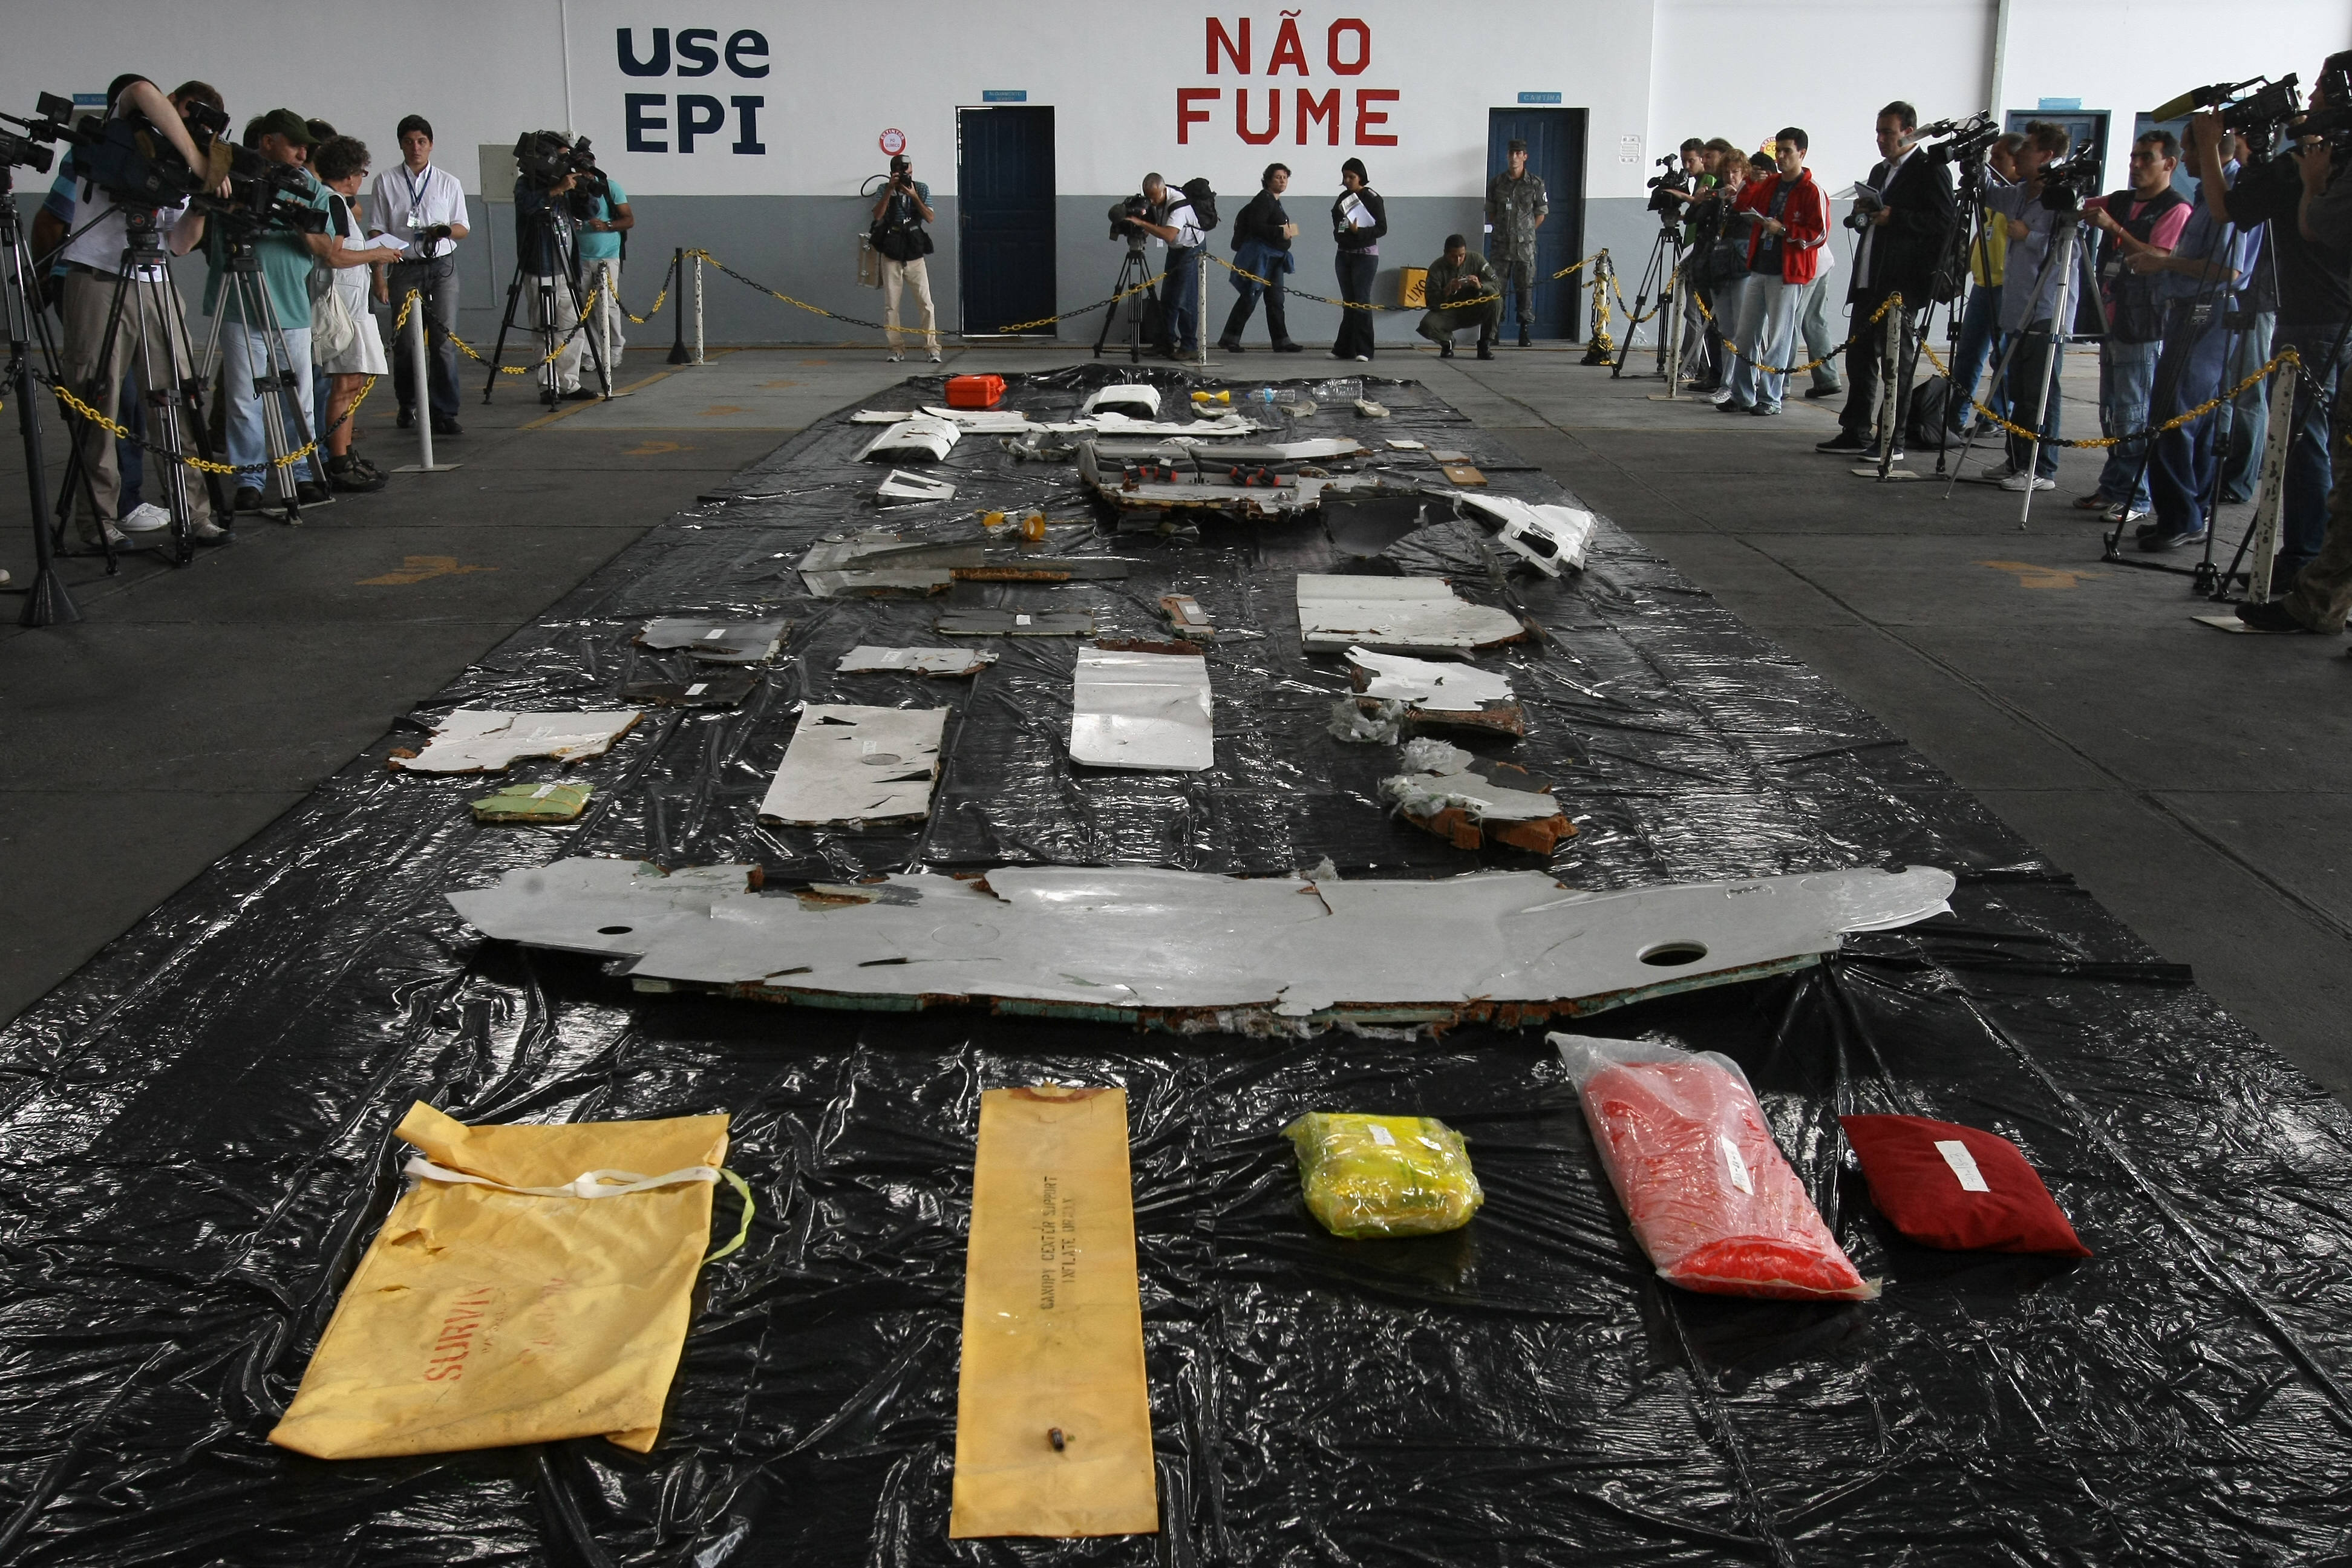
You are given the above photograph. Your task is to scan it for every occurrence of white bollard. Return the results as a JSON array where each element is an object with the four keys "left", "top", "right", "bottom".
[
  {"left": 395, "top": 294, "right": 461, "bottom": 474},
  {"left": 692, "top": 254, "right": 707, "bottom": 365}
]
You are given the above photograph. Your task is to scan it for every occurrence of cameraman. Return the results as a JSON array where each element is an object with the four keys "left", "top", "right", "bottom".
[
  {"left": 513, "top": 153, "right": 597, "bottom": 401},
  {"left": 2078, "top": 131, "right": 2192, "bottom": 523},
  {"left": 1816, "top": 100, "right": 1956, "bottom": 460},
  {"left": 2131, "top": 112, "right": 2259, "bottom": 551},
  {"left": 1125, "top": 174, "right": 1206, "bottom": 359},
  {"left": 869, "top": 154, "right": 939, "bottom": 364},
  {"left": 573, "top": 155, "right": 633, "bottom": 381},
  {"left": 368, "top": 116, "right": 468, "bottom": 438},
  {"left": 47, "top": 76, "right": 226, "bottom": 547},
  {"left": 1976, "top": 121, "right": 2086, "bottom": 492}
]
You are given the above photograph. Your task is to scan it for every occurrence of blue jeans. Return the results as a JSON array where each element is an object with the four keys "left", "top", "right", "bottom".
[
  {"left": 1728, "top": 275, "right": 1798, "bottom": 411},
  {"left": 1160, "top": 246, "right": 1200, "bottom": 354},
  {"left": 2003, "top": 322, "right": 2063, "bottom": 479},
  {"left": 2220, "top": 310, "right": 2274, "bottom": 503},
  {"left": 2094, "top": 339, "right": 2161, "bottom": 511},
  {"left": 2147, "top": 303, "right": 2230, "bottom": 534},
  {"left": 2275, "top": 319, "right": 2351, "bottom": 575},
  {"left": 1947, "top": 283, "right": 2007, "bottom": 430},
  {"left": 220, "top": 319, "right": 319, "bottom": 488}
]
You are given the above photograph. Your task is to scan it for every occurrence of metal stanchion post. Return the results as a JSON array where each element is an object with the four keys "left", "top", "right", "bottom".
[
  {"left": 666, "top": 247, "right": 691, "bottom": 365},
  {"left": 691, "top": 253, "right": 707, "bottom": 366},
  {"left": 1197, "top": 250, "right": 1209, "bottom": 370},
  {"left": 1662, "top": 269, "right": 1683, "bottom": 400},
  {"left": 394, "top": 297, "right": 461, "bottom": 474},
  {"left": 595, "top": 261, "right": 630, "bottom": 398}
]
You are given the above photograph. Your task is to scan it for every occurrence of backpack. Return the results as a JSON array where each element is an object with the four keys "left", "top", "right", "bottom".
[
  {"left": 1181, "top": 177, "right": 1219, "bottom": 232},
  {"left": 1905, "top": 376, "right": 1954, "bottom": 450}
]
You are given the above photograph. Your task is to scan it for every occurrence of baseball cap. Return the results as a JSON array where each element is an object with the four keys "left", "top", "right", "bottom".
[{"left": 255, "top": 108, "right": 316, "bottom": 145}]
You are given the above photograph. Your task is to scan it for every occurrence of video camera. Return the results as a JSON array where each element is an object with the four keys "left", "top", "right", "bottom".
[
  {"left": 58, "top": 93, "right": 230, "bottom": 209},
  {"left": 1107, "top": 193, "right": 1161, "bottom": 245},
  {"left": 1915, "top": 113, "right": 2001, "bottom": 168},
  {"left": 1644, "top": 154, "right": 1689, "bottom": 217},
  {"left": 2035, "top": 143, "right": 2103, "bottom": 211},
  {"left": 0, "top": 91, "right": 76, "bottom": 177},
  {"left": 515, "top": 128, "right": 596, "bottom": 192},
  {"left": 195, "top": 140, "right": 329, "bottom": 241}
]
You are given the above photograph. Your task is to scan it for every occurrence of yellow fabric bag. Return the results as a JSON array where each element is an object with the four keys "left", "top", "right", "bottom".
[
  {"left": 1284, "top": 1112, "right": 1484, "bottom": 1239},
  {"left": 269, "top": 1101, "right": 737, "bottom": 1460}
]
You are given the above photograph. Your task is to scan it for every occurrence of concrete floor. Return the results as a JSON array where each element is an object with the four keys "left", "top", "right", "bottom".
[{"left": 4, "top": 333, "right": 2347, "bottom": 1101}]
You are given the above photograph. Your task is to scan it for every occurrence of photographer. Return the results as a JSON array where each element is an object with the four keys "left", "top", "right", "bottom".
[
  {"left": 1943, "top": 133, "right": 2023, "bottom": 438},
  {"left": 1219, "top": 162, "right": 1302, "bottom": 353},
  {"left": 1718, "top": 129, "right": 1828, "bottom": 417},
  {"left": 513, "top": 152, "right": 597, "bottom": 401},
  {"left": 1124, "top": 173, "right": 1206, "bottom": 359},
  {"left": 1975, "top": 122, "right": 2088, "bottom": 492},
  {"left": 869, "top": 154, "right": 938, "bottom": 364},
  {"left": 2203, "top": 55, "right": 2352, "bottom": 593},
  {"left": 573, "top": 155, "right": 633, "bottom": 378},
  {"left": 2131, "top": 113, "right": 2260, "bottom": 551},
  {"left": 368, "top": 116, "right": 468, "bottom": 438},
  {"left": 2077, "top": 132, "right": 2192, "bottom": 523},
  {"left": 1816, "top": 100, "right": 1956, "bottom": 460},
  {"left": 49, "top": 76, "right": 226, "bottom": 547}
]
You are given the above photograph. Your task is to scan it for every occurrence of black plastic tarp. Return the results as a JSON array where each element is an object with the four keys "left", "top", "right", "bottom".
[{"left": 3, "top": 367, "right": 2350, "bottom": 1567}]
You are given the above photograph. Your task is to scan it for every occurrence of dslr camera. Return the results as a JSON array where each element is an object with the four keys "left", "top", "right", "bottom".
[
  {"left": 1107, "top": 193, "right": 1160, "bottom": 244},
  {"left": 514, "top": 128, "right": 596, "bottom": 192}
]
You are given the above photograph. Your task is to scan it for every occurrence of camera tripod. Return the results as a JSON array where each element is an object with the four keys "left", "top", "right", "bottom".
[
  {"left": 1612, "top": 218, "right": 1685, "bottom": 383},
  {"left": 1939, "top": 207, "right": 2097, "bottom": 509},
  {"left": 1093, "top": 237, "right": 1158, "bottom": 362},
  {"left": 183, "top": 227, "right": 325, "bottom": 526},
  {"left": 483, "top": 202, "right": 610, "bottom": 405},
  {"left": 47, "top": 206, "right": 239, "bottom": 566},
  {"left": 0, "top": 162, "right": 80, "bottom": 624}
]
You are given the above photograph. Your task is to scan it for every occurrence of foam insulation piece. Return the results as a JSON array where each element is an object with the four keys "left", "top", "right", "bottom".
[
  {"left": 757, "top": 705, "right": 947, "bottom": 826},
  {"left": 1455, "top": 494, "right": 1597, "bottom": 576},
  {"left": 1068, "top": 643, "right": 1215, "bottom": 772},
  {"left": 636, "top": 618, "right": 788, "bottom": 664},
  {"left": 837, "top": 645, "right": 998, "bottom": 678},
  {"left": 1296, "top": 575, "right": 1528, "bottom": 653},
  {"left": 393, "top": 710, "right": 641, "bottom": 774},
  {"left": 858, "top": 416, "right": 960, "bottom": 463},
  {"left": 1345, "top": 648, "right": 1513, "bottom": 707},
  {"left": 1080, "top": 384, "right": 1161, "bottom": 417},
  {"left": 877, "top": 469, "right": 958, "bottom": 505},
  {"left": 445, "top": 860, "right": 1959, "bottom": 1030}
]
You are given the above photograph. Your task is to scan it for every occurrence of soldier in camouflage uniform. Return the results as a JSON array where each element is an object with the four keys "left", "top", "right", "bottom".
[{"left": 1484, "top": 138, "right": 1549, "bottom": 346}]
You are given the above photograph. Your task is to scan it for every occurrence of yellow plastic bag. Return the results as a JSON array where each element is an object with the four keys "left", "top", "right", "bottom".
[
  {"left": 268, "top": 1102, "right": 742, "bottom": 1460},
  {"left": 1284, "top": 1112, "right": 1483, "bottom": 1239}
]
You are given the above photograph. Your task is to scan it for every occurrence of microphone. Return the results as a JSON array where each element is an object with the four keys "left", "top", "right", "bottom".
[{"left": 2146, "top": 78, "right": 2256, "bottom": 123}]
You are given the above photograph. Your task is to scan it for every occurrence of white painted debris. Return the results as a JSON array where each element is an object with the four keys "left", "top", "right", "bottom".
[
  {"left": 1068, "top": 643, "right": 1215, "bottom": 772},
  {"left": 1047, "top": 411, "right": 1259, "bottom": 438},
  {"left": 920, "top": 405, "right": 1033, "bottom": 432},
  {"left": 836, "top": 646, "right": 998, "bottom": 678},
  {"left": 1454, "top": 494, "right": 1597, "bottom": 575},
  {"left": 1263, "top": 437, "right": 1367, "bottom": 460},
  {"left": 638, "top": 618, "right": 788, "bottom": 663},
  {"left": 1080, "top": 384, "right": 1161, "bottom": 417},
  {"left": 393, "top": 710, "right": 641, "bottom": 774},
  {"left": 1380, "top": 739, "right": 1557, "bottom": 823},
  {"left": 757, "top": 704, "right": 948, "bottom": 826},
  {"left": 1295, "top": 574, "right": 1527, "bottom": 653},
  {"left": 446, "top": 860, "right": 1958, "bottom": 1030},
  {"left": 1345, "top": 648, "right": 1514, "bottom": 706},
  {"left": 850, "top": 409, "right": 915, "bottom": 423},
  {"left": 876, "top": 469, "right": 958, "bottom": 505},
  {"left": 857, "top": 416, "right": 960, "bottom": 463},
  {"left": 1387, "top": 439, "right": 1428, "bottom": 450}
]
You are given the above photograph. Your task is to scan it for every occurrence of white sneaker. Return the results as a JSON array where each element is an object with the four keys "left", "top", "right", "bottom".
[
  {"left": 2103, "top": 501, "right": 2147, "bottom": 524},
  {"left": 1710, "top": 386, "right": 1736, "bottom": 405},
  {"left": 120, "top": 501, "right": 172, "bottom": 533},
  {"left": 1979, "top": 461, "right": 2019, "bottom": 482},
  {"left": 192, "top": 517, "right": 230, "bottom": 541},
  {"left": 80, "top": 520, "right": 129, "bottom": 549},
  {"left": 927, "top": 350, "right": 942, "bottom": 363},
  {"left": 887, "top": 351, "right": 904, "bottom": 362},
  {"left": 1999, "top": 471, "right": 2056, "bottom": 492}
]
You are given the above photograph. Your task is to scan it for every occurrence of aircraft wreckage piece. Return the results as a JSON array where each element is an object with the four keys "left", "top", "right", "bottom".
[
  {"left": 445, "top": 860, "right": 1958, "bottom": 1034},
  {"left": 836, "top": 645, "right": 999, "bottom": 678},
  {"left": 858, "top": 415, "right": 961, "bottom": 463},
  {"left": 636, "top": 617, "right": 788, "bottom": 663},
  {"left": 391, "top": 710, "right": 641, "bottom": 774},
  {"left": 1076, "top": 440, "right": 1371, "bottom": 518},
  {"left": 876, "top": 469, "right": 958, "bottom": 505},
  {"left": 1080, "top": 383, "right": 1161, "bottom": 418},
  {"left": 621, "top": 670, "right": 760, "bottom": 709},
  {"left": 1454, "top": 493, "right": 1597, "bottom": 576},
  {"left": 799, "top": 529, "right": 1135, "bottom": 598},
  {"left": 757, "top": 704, "right": 947, "bottom": 826},
  {"left": 1331, "top": 647, "right": 1526, "bottom": 742},
  {"left": 918, "top": 405, "right": 1033, "bottom": 433},
  {"left": 1296, "top": 573, "right": 1530, "bottom": 653},
  {"left": 1380, "top": 739, "right": 1572, "bottom": 854},
  {"left": 1068, "top": 641, "right": 1214, "bottom": 772}
]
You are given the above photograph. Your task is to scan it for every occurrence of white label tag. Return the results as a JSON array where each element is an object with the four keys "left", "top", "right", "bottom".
[
  {"left": 686, "top": 682, "right": 708, "bottom": 696},
  {"left": 1367, "top": 1123, "right": 1396, "bottom": 1146},
  {"left": 530, "top": 783, "right": 558, "bottom": 799},
  {"left": 703, "top": 628, "right": 726, "bottom": 640},
  {"left": 1719, "top": 1136, "right": 1753, "bottom": 1195},
  {"left": 1936, "top": 1139, "right": 1991, "bottom": 1192},
  {"left": 1015, "top": 613, "right": 1031, "bottom": 626}
]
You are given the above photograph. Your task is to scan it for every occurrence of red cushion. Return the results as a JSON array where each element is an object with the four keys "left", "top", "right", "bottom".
[{"left": 1839, "top": 1115, "right": 2091, "bottom": 1257}]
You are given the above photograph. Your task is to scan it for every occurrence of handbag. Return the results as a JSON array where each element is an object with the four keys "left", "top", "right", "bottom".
[{"left": 309, "top": 196, "right": 361, "bottom": 363}]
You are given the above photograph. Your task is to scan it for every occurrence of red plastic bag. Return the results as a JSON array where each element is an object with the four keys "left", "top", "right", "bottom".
[{"left": 1555, "top": 1034, "right": 1876, "bottom": 1301}]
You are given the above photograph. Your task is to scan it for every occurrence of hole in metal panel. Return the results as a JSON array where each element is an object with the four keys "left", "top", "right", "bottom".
[
  {"left": 1639, "top": 940, "right": 1708, "bottom": 967},
  {"left": 598, "top": 925, "right": 634, "bottom": 935}
]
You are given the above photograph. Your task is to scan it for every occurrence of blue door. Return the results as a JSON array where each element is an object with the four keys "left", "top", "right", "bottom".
[
  {"left": 1485, "top": 108, "right": 1587, "bottom": 339},
  {"left": 958, "top": 106, "right": 1056, "bottom": 336}
]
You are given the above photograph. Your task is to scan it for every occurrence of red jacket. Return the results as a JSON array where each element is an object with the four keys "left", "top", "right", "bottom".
[{"left": 1736, "top": 169, "right": 1829, "bottom": 285}]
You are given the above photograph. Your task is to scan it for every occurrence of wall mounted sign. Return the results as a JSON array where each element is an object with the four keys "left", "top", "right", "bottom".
[
  {"left": 878, "top": 127, "right": 906, "bottom": 156},
  {"left": 981, "top": 90, "right": 1028, "bottom": 103},
  {"left": 1517, "top": 91, "right": 1561, "bottom": 104}
]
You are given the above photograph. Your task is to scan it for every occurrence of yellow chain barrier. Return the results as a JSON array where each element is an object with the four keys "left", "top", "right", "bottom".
[
  {"left": 1688, "top": 284, "right": 1900, "bottom": 377},
  {"left": 1211, "top": 247, "right": 1602, "bottom": 315},
  {"left": 1918, "top": 339, "right": 2303, "bottom": 450}
]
